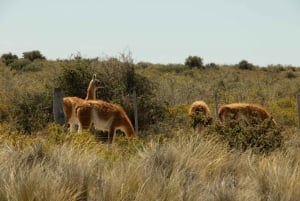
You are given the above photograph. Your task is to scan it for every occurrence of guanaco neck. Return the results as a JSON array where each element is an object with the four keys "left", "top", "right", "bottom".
[{"left": 85, "top": 81, "right": 96, "bottom": 100}]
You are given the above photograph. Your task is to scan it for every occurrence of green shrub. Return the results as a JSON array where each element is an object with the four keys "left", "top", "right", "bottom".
[
  {"left": 9, "top": 59, "right": 31, "bottom": 71},
  {"left": 185, "top": 56, "right": 204, "bottom": 69},
  {"left": 285, "top": 71, "right": 297, "bottom": 79},
  {"left": 56, "top": 60, "right": 94, "bottom": 98},
  {"left": 237, "top": 60, "right": 255, "bottom": 70},
  {"left": 205, "top": 62, "right": 218, "bottom": 69},
  {"left": 55, "top": 56, "right": 165, "bottom": 131},
  {"left": 211, "top": 120, "right": 283, "bottom": 154},
  {"left": 1, "top": 52, "right": 18, "bottom": 66},
  {"left": 95, "top": 57, "right": 166, "bottom": 130},
  {"left": 190, "top": 113, "right": 213, "bottom": 131},
  {"left": 266, "top": 65, "right": 285, "bottom": 72},
  {"left": 22, "top": 61, "right": 42, "bottom": 72},
  {"left": 11, "top": 91, "right": 52, "bottom": 134},
  {"left": 268, "top": 98, "right": 297, "bottom": 126},
  {"left": 157, "top": 64, "right": 188, "bottom": 74},
  {"left": 23, "top": 50, "right": 46, "bottom": 61}
]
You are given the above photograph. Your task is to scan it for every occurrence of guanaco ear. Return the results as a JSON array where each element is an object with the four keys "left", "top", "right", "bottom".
[{"left": 93, "top": 74, "right": 96, "bottom": 80}]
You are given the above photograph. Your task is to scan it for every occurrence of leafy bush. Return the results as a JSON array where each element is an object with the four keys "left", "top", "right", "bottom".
[
  {"left": 94, "top": 57, "right": 166, "bottom": 130},
  {"left": 190, "top": 113, "right": 213, "bottom": 131},
  {"left": 11, "top": 91, "right": 52, "bottom": 134},
  {"left": 23, "top": 50, "right": 46, "bottom": 61},
  {"left": 205, "top": 62, "right": 218, "bottom": 69},
  {"left": 237, "top": 60, "right": 255, "bottom": 70},
  {"left": 185, "top": 56, "right": 204, "bottom": 69},
  {"left": 9, "top": 58, "right": 31, "bottom": 71},
  {"left": 268, "top": 98, "right": 297, "bottom": 126},
  {"left": 211, "top": 119, "right": 283, "bottom": 154},
  {"left": 285, "top": 71, "right": 297, "bottom": 79},
  {"left": 266, "top": 64, "right": 285, "bottom": 72},
  {"left": 56, "top": 60, "right": 94, "bottom": 98},
  {"left": 55, "top": 56, "right": 165, "bottom": 131},
  {"left": 22, "top": 61, "right": 43, "bottom": 72},
  {"left": 1, "top": 52, "right": 18, "bottom": 66},
  {"left": 157, "top": 64, "right": 188, "bottom": 73}
]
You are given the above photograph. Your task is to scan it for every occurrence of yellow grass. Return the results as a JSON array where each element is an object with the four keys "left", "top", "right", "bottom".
[{"left": 0, "top": 126, "right": 300, "bottom": 200}]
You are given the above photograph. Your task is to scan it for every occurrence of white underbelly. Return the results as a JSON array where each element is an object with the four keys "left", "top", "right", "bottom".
[
  {"left": 91, "top": 109, "right": 114, "bottom": 131},
  {"left": 69, "top": 113, "right": 79, "bottom": 125}
]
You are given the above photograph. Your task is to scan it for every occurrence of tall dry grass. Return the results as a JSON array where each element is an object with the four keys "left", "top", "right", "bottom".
[{"left": 0, "top": 128, "right": 300, "bottom": 200}]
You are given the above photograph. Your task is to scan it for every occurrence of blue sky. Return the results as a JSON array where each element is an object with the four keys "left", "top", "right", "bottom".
[{"left": 1, "top": 0, "right": 300, "bottom": 66}]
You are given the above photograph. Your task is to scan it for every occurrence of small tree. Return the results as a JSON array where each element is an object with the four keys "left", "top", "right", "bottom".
[
  {"left": 237, "top": 60, "right": 254, "bottom": 70},
  {"left": 23, "top": 50, "right": 46, "bottom": 61},
  {"left": 56, "top": 60, "right": 93, "bottom": 98},
  {"left": 1, "top": 52, "right": 18, "bottom": 66},
  {"left": 205, "top": 62, "right": 218, "bottom": 69},
  {"left": 184, "top": 56, "right": 204, "bottom": 69}
]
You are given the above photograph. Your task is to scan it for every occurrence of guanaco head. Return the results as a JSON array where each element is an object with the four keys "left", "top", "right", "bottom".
[
  {"left": 91, "top": 74, "right": 102, "bottom": 89},
  {"left": 85, "top": 74, "right": 103, "bottom": 100}
]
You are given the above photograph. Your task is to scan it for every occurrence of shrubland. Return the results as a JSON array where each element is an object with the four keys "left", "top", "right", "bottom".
[{"left": 0, "top": 53, "right": 300, "bottom": 200}]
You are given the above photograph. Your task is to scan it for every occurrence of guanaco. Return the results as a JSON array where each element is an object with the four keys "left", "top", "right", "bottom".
[{"left": 63, "top": 74, "right": 102, "bottom": 132}]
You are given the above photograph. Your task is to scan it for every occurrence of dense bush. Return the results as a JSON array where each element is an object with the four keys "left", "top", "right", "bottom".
[
  {"left": 237, "top": 60, "right": 255, "bottom": 70},
  {"left": 56, "top": 60, "right": 95, "bottom": 98},
  {"left": 11, "top": 91, "right": 52, "bottom": 134},
  {"left": 23, "top": 50, "right": 46, "bottom": 61},
  {"left": 1, "top": 52, "right": 18, "bottom": 66},
  {"left": 205, "top": 62, "right": 218, "bottom": 69},
  {"left": 9, "top": 58, "right": 31, "bottom": 71},
  {"left": 184, "top": 56, "right": 204, "bottom": 69},
  {"left": 211, "top": 119, "right": 283, "bottom": 154},
  {"left": 94, "top": 57, "right": 166, "bottom": 130},
  {"left": 285, "top": 71, "right": 297, "bottom": 79},
  {"left": 55, "top": 56, "right": 166, "bottom": 131}
]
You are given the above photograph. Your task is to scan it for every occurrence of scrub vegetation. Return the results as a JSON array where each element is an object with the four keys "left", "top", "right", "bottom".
[{"left": 1, "top": 51, "right": 300, "bottom": 200}]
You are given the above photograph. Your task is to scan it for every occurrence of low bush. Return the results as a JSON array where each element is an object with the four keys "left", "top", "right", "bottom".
[
  {"left": 237, "top": 60, "right": 255, "bottom": 70},
  {"left": 21, "top": 62, "right": 42, "bottom": 72},
  {"left": 55, "top": 60, "right": 94, "bottom": 98},
  {"left": 1, "top": 52, "right": 18, "bottom": 66},
  {"left": 9, "top": 58, "right": 31, "bottom": 71},
  {"left": 211, "top": 119, "right": 283, "bottom": 154},
  {"left": 10, "top": 91, "right": 52, "bottom": 134}
]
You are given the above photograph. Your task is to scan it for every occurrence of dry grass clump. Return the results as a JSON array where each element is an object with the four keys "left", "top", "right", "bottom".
[{"left": 1, "top": 128, "right": 300, "bottom": 200}]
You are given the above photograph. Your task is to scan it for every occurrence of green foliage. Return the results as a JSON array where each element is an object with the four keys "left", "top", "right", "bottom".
[
  {"left": 184, "top": 56, "right": 204, "bottom": 69},
  {"left": 56, "top": 60, "right": 94, "bottom": 98},
  {"left": 2, "top": 53, "right": 300, "bottom": 200},
  {"left": 95, "top": 57, "right": 166, "bottom": 130},
  {"left": 11, "top": 91, "right": 52, "bottom": 134},
  {"left": 1, "top": 52, "right": 18, "bottom": 66},
  {"left": 237, "top": 60, "right": 255, "bottom": 70},
  {"left": 9, "top": 58, "right": 31, "bottom": 71},
  {"left": 22, "top": 60, "right": 44, "bottom": 72},
  {"left": 212, "top": 119, "right": 283, "bottom": 154},
  {"left": 190, "top": 113, "right": 213, "bottom": 130},
  {"left": 266, "top": 64, "right": 285, "bottom": 72},
  {"left": 269, "top": 98, "right": 297, "bottom": 126},
  {"left": 205, "top": 62, "right": 218, "bottom": 69},
  {"left": 157, "top": 64, "right": 188, "bottom": 73},
  {"left": 285, "top": 71, "right": 297, "bottom": 79},
  {"left": 23, "top": 50, "right": 46, "bottom": 61}
]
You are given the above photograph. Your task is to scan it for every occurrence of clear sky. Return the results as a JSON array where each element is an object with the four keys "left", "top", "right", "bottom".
[{"left": 1, "top": 0, "right": 300, "bottom": 66}]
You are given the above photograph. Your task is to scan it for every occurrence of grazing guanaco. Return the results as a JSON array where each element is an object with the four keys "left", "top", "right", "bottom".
[
  {"left": 218, "top": 103, "right": 276, "bottom": 127},
  {"left": 63, "top": 74, "right": 102, "bottom": 132},
  {"left": 76, "top": 100, "right": 136, "bottom": 143},
  {"left": 188, "top": 100, "right": 212, "bottom": 133}
]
